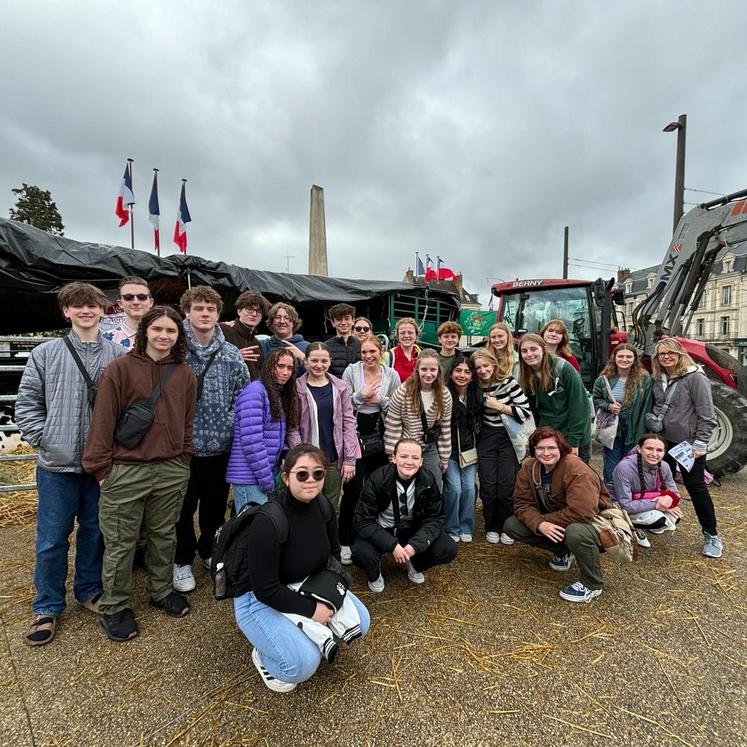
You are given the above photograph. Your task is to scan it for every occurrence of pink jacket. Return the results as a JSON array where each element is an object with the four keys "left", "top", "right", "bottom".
[{"left": 287, "top": 373, "right": 361, "bottom": 466}]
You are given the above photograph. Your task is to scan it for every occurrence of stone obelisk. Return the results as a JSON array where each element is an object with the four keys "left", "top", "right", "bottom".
[{"left": 308, "top": 184, "right": 328, "bottom": 276}]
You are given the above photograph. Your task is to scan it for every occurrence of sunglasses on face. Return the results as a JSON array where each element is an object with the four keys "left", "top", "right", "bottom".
[
  {"left": 121, "top": 293, "right": 150, "bottom": 302},
  {"left": 290, "top": 468, "right": 326, "bottom": 483},
  {"left": 354, "top": 325, "right": 371, "bottom": 332}
]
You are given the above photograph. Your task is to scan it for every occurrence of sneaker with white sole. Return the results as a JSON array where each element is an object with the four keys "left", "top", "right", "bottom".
[
  {"left": 500, "top": 532, "right": 515, "bottom": 546},
  {"left": 559, "top": 581, "right": 603, "bottom": 604},
  {"left": 460, "top": 533, "right": 473, "bottom": 543},
  {"left": 368, "top": 573, "right": 385, "bottom": 593},
  {"left": 405, "top": 559, "right": 425, "bottom": 584},
  {"left": 251, "top": 648, "right": 296, "bottom": 693},
  {"left": 702, "top": 532, "right": 723, "bottom": 558},
  {"left": 340, "top": 545, "right": 353, "bottom": 566},
  {"left": 549, "top": 553, "right": 575, "bottom": 572},
  {"left": 486, "top": 531, "right": 500, "bottom": 544},
  {"left": 635, "top": 529, "right": 651, "bottom": 549},
  {"left": 173, "top": 564, "right": 196, "bottom": 593},
  {"left": 449, "top": 534, "right": 460, "bottom": 543}
]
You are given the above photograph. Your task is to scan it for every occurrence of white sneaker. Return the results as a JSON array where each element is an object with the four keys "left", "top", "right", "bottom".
[
  {"left": 500, "top": 532, "right": 515, "bottom": 546},
  {"left": 200, "top": 556, "right": 211, "bottom": 570},
  {"left": 405, "top": 559, "right": 425, "bottom": 584},
  {"left": 173, "top": 564, "right": 196, "bottom": 593},
  {"left": 340, "top": 545, "right": 353, "bottom": 566},
  {"left": 460, "top": 533, "right": 473, "bottom": 543},
  {"left": 486, "top": 531, "right": 500, "bottom": 544},
  {"left": 368, "top": 573, "right": 385, "bottom": 593},
  {"left": 251, "top": 648, "right": 296, "bottom": 693},
  {"left": 449, "top": 534, "right": 460, "bottom": 543}
]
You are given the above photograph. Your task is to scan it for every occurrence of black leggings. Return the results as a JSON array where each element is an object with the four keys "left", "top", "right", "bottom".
[{"left": 664, "top": 448, "right": 717, "bottom": 536}]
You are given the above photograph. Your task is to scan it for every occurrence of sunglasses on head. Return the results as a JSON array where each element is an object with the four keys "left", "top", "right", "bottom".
[
  {"left": 290, "top": 468, "right": 326, "bottom": 483},
  {"left": 121, "top": 293, "right": 150, "bottom": 302},
  {"left": 354, "top": 325, "right": 371, "bottom": 332}
]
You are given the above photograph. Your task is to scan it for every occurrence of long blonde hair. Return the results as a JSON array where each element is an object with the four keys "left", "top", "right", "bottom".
[
  {"left": 471, "top": 348, "right": 501, "bottom": 387},
  {"left": 518, "top": 333, "right": 555, "bottom": 395},
  {"left": 485, "top": 322, "right": 515, "bottom": 380},
  {"left": 652, "top": 338, "right": 695, "bottom": 379},
  {"left": 600, "top": 343, "right": 649, "bottom": 405},
  {"left": 404, "top": 348, "right": 445, "bottom": 419}
]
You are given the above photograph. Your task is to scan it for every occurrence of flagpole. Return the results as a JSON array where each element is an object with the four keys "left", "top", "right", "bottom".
[
  {"left": 152, "top": 168, "right": 160, "bottom": 257},
  {"left": 127, "top": 158, "right": 134, "bottom": 250},
  {"left": 415, "top": 251, "right": 419, "bottom": 277},
  {"left": 181, "top": 178, "right": 188, "bottom": 258}
]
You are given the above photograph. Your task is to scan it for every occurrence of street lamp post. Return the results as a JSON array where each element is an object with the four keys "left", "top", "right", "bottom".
[{"left": 663, "top": 114, "right": 687, "bottom": 235}]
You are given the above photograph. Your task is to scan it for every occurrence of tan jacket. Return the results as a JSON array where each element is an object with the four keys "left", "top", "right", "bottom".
[{"left": 513, "top": 454, "right": 612, "bottom": 532}]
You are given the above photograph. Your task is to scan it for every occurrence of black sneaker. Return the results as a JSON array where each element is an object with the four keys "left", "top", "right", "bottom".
[
  {"left": 150, "top": 591, "right": 190, "bottom": 617},
  {"left": 99, "top": 608, "right": 139, "bottom": 642}
]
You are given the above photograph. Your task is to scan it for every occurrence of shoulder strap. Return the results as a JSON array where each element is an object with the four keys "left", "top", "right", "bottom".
[
  {"left": 420, "top": 408, "right": 429, "bottom": 434},
  {"left": 317, "top": 493, "right": 334, "bottom": 523},
  {"left": 63, "top": 336, "right": 96, "bottom": 407},
  {"left": 146, "top": 364, "right": 177, "bottom": 406},
  {"left": 262, "top": 499, "right": 290, "bottom": 544},
  {"left": 553, "top": 356, "right": 566, "bottom": 377},
  {"left": 603, "top": 376, "right": 616, "bottom": 403},
  {"left": 196, "top": 349, "right": 220, "bottom": 401}
]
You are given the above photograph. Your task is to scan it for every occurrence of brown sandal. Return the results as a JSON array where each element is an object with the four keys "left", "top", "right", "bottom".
[{"left": 24, "top": 615, "right": 56, "bottom": 647}]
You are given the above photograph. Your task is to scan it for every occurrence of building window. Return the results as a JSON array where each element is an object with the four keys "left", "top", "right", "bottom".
[
  {"left": 723, "top": 254, "right": 734, "bottom": 273},
  {"left": 722, "top": 285, "right": 732, "bottom": 305},
  {"left": 646, "top": 274, "right": 655, "bottom": 290},
  {"left": 696, "top": 318, "right": 705, "bottom": 338},
  {"left": 625, "top": 281, "right": 633, "bottom": 295},
  {"left": 695, "top": 291, "right": 706, "bottom": 309},
  {"left": 720, "top": 316, "right": 730, "bottom": 337}
]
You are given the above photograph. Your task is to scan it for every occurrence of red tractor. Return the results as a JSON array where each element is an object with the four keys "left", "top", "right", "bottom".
[{"left": 491, "top": 188, "right": 747, "bottom": 476}]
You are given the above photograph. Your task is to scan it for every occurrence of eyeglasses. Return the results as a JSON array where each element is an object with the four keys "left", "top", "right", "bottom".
[
  {"left": 121, "top": 293, "right": 150, "bottom": 302},
  {"left": 290, "top": 468, "right": 326, "bottom": 483},
  {"left": 657, "top": 351, "right": 680, "bottom": 358},
  {"left": 241, "top": 306, "right": 262, "bottom": 314},
  {"left": 354, "top": 325, "right": 371, "bottom": 332}
]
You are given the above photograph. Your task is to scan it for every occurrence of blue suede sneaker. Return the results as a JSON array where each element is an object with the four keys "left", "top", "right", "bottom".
[
  {"left": 559, "top": 582, "right": 603, "bottom": 604},
  {"left": 549, "top": 553, "right": 575, "bottom": 571}
]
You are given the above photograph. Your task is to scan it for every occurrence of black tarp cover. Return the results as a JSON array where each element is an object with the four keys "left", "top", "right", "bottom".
[{"left": 0, "top": 218, "right": 453, "bottom": 334}]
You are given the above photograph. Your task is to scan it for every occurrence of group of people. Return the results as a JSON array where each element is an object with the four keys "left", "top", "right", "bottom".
[{"left": 16, "top": 278, "right": 724, "bottom": 694}]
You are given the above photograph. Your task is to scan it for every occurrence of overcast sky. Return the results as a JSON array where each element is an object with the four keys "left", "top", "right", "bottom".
[{"left": 2, "top": 2, "right": 745, "bottom": 303}]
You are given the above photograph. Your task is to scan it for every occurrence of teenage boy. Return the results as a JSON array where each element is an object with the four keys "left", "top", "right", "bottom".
[
  {"left": 16, "top": 282, "right": 124, "bottom": 646},
  {"left": 101, "top": 276, "right": 154, "bottom": 349},
  {"left": 173, "top": 285, "right": 249, "bottom": 593},
  {"left": 83, "top": 306, "right": 196, "bottom": 641},
  {"left": 436, "top": 321, "right": 462, "bottom": 381},
  {"left": 325, "top": 303, "right": 360, "bottom": 377},
  {"left": 220, "top": 290, "right": 271, "bottom": 380}
]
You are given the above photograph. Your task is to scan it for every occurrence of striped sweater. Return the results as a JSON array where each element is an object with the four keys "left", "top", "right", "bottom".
[
  {"left": 384, "top": 384, "right": 453, "bottom": 467},
  {"left": 481, "top": 377, "right": 531, "bottom": 429}
]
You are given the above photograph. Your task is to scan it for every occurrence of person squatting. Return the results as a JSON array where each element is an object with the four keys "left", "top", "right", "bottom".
[{"left": 16, "top": 284, "right": 724, "bottom": 692}]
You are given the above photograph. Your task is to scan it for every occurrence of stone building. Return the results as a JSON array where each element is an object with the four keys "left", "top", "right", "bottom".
[{"left": 618, "top": 243, "right": 747, "bottom": 364}]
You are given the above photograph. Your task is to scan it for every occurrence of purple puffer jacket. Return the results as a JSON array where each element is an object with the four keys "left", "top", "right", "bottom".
[
  {"left": 287, "top": 373, "right": 361, "bottom": 466},
  {"left": 226, "top": 381, "right": 286, "bottom": 491}
]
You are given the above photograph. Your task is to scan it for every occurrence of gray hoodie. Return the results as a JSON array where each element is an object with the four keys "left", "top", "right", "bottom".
[
  {"left": 611, "top": 449, "right": 679, "bottom": 514},
  {"left": 651, "top": 365, "right": 715, "bottom": 451}
]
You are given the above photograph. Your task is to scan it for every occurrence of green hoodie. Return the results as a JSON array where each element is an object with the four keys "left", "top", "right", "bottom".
[{"left": 592, "top": 372, "right": 652, "bottom": 445}]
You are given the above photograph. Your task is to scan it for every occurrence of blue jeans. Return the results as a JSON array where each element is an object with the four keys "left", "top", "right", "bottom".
[
  {"left": 602, "top": 419, "right": 633, "bottom": 488},
  {"left": 234, "top": 591, "right": 370, "bottom": 683},
  {"left": 33, "top": 467, "right": 104, "bottom": 616},
  {"left": 232, "top": 484, "right": 272, "bottom": 513},
  {"left": 443, "top": 459, "right": 477, "bottom": 536}
]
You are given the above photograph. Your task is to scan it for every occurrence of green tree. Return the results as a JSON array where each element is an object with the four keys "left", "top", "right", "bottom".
[{"left": 9, "top": 183, "right": 64, "bottom": 235}]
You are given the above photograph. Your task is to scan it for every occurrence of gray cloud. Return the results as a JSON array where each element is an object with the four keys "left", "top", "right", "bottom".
[{"left": 2, "top": 1, "right": 746, "bottom": 302}]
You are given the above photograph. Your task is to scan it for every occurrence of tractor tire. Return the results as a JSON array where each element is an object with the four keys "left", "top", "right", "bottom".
[{"left": 707, "top": 382, "right": 747, "bottom": 476}]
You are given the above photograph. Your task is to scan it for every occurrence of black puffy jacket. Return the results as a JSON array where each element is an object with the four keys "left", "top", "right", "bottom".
[
  {"left": 353, "top": 463, "right": 445, "bottom": 554},
  {"left": 325, "top": 336, "right": 360, "bottom": 377}
]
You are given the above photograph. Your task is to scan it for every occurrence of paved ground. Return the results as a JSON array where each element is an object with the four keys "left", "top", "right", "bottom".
[{"left": 1, "top": 470, "right": 745, "bottom": 747}]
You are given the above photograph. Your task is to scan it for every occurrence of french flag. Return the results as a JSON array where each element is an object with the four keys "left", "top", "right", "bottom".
[
  {"left": 148, "top": 170, "right": 160, "bottom": 253},
  {"left": 115, "top": 161, "right": 134, "bottom": 227},
  {"left": 173, "top": 180, "right": 191, "bottom": 253}
]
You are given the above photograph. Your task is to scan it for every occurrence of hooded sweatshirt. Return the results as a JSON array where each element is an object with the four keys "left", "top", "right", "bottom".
[
  {"left": 611, "top": 449, "right": 679, "bottom": 514},
  {"left": 651, "top": 365, "right": 715, "bottom": 451},
  {"left": 82, "top": 351, "right": 196, "bottom": 482},
  {"left": 184, "top": 321, "right": 249, "bottom": 457}
]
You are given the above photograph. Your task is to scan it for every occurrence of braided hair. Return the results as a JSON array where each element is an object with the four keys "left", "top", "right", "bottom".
[{"left": 635, "top": 433, "right": 666, "bottom": 495}]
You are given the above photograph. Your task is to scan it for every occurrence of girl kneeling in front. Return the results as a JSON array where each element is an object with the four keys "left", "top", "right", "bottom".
[{"left": 234, "top": 445, "right": 370, "bottom": 693}]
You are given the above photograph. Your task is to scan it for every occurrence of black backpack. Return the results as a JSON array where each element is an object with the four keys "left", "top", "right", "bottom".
[{"left": 211, "top": 495, "right": 334, "bottom": 601}]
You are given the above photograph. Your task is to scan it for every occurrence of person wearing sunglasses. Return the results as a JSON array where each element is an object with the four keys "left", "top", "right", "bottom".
[
  {"left": 234, "top": 444, "right": 370, "bottom": 693},
  {"left": 101, "top": 276, "right": 154, "bottom": 349},
  {"left": 650, "top": 338, "right": 722, "bottom": 558},
  {"left": 352, "top": 317, "right": 374, "bottom": 343},
  {"left": 352, "top": 438, "right": 457, "bottom": 592},
  {"left": 325, "top": 303, "right": 361, "bottom": 377}
]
